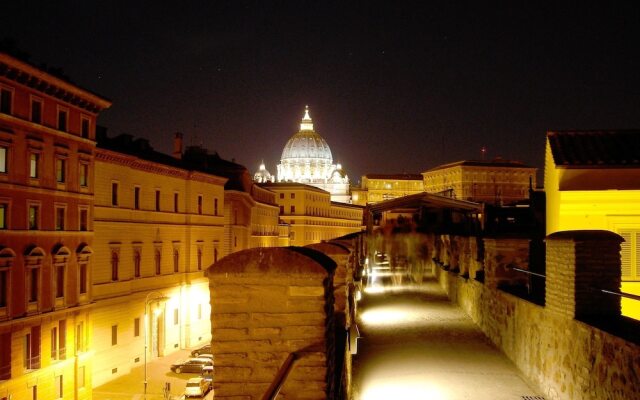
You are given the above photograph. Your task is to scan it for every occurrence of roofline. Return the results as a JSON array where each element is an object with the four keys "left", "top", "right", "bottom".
[{"left": 422, "top": 159, "right": 536, "bottom": 173}]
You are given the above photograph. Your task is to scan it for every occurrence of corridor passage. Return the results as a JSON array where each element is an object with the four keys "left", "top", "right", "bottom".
[{"left": 351, "top": 276, "right": 543, "bottom": 400}]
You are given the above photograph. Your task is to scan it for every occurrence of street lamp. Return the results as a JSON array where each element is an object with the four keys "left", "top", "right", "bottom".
[{"left": 144, "top": 291, "right": 169, "bottom": 397}]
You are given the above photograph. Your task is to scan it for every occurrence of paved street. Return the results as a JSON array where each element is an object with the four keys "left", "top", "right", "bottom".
[
  {"left": 93, "top": 348, "right": 213, "bottom": 400},
  {"left": 352, "top": 275, "right": 543, "bottom": 400}
]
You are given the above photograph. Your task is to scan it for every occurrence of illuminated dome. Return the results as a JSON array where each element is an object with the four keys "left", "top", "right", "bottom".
[
  {"left": 281, "top": 107, "right": 333, "bottom": 161},
  {"left": 276, "top": 106, "right": 351, "bottom": 203},
  {"left": 254, "top": 161, "right": 274, "bottom": 183}
]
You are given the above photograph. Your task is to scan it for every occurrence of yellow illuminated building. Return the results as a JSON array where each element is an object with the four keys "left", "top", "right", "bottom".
[
  {"left": 422, "top": 159, "right": 536, "bottom": 205},
  {"left": 545, "top": 130, "right": 640, "bottom": 319},
  {"left": 91, "top": 134, "right": 227, "bottom": 387},
  {"left": 351, "top": 173, "right": 424, "bottom": 206},
  {"left": 261, "top": 182, "right": 363, "bottom": 246}
]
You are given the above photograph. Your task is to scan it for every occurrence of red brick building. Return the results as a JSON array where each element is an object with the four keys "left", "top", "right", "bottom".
[{"left": 0, "top": 52, "right": 110, "bottom": 400}]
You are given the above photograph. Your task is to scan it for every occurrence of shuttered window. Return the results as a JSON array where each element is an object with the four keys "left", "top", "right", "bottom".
[{"left": 619, "top": 230, "right": 640, "bottom": 280}]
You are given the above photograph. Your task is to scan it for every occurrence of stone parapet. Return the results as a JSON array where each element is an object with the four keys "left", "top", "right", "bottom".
[{"left": 483, "top": 237, "right": 531, "bottom": 289}]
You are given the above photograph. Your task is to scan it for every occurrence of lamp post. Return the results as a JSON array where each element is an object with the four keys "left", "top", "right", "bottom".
[{"left": 144, "top": 292, "right": 169, "bottom": 397}]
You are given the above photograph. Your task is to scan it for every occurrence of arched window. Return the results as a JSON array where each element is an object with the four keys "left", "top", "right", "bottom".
[
  {"left": 0, "top": 247, "right": 16, "bottom": 311},
  {"left": 52, "top": 245, "right": 71, "bottom": 304},
  {"left": 24, "top": 246, "right": 45, "bottom": 310},
  {"left": 76, "top": 244, "right": 93, "bottom": 297}
]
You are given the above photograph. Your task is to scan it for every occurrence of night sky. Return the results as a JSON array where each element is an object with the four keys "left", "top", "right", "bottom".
[{"left": 4, "top": 2, "right": 640, "bottom": 183}]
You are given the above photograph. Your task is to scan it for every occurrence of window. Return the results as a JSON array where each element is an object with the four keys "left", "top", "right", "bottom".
[
  {"left": 55, "top": 375, "right": 63, "bottom": 399},
  {"left": 55, "top": 207, "right": 65, "bottom": 231},
  {"left": 31, "top": 98, "right": 42, "bottom": 124},
  {"left": 197, "top": 195, "right": 203, "bottom": 214},
  {"left": 174, "top": 193, "right": 179, "bottom": 213},
  {"left": 620, "top": 230, "right": 640, "bottom": 280},
  {"left": 81, "top": 117, "right": 90, "bottom": 138},
  {"left": 214, "top": 198, "right": 218, "bottom": 215},
  {"left": 111, "top": 250, "right": 119, "bottom": 281},
  {"left": 290, "top": 205, "right": 295, "bottom": 214},
  {"left": 0, "top": 203, "right": 6, "bottom": 229},
  {"left": 78, "top": 366, "right": 85, "bottom": 388},
  {"left": 279, "top": 193, "right": 284, "bottom": 199},
  {"left": 57, "top": 109, "right": 68, "bottom": 132},
  {"left": 134, "top": 187, "right": 140, "bottom": 210},
  {"left": 155, "top": 249, "right": 161, "bottom": 275},
  {"left": 27, "top": 263, "right": 40, "bottom": 303},
  {"left": 32, "top": 386, "right": 37, "bottom": 400},
  {"left": 197, "top": 248, "right": 202, "bottom": 271},
  {"left": 279, "top": 205, "right": 284, "bottom": 214},
  {"left": 79, "top": 262, "right": 87, "bottom": 294},
  {"left": 58, "top": 320, "right": 66, "bottom": 359},
  {"left": 51, "top": 327, "right": 58, "bottom": 360},
  {"left": 111, "top": 325, "right": 117, "bottom": 346},
  {"left": 111, "top": 182, "right": 118, "bottom": 206},
  {"left": 76, "top": 321, "right": 84, "bottom": 353},
  {"left": 214, "top": 247, "right": 218, "bottom": 263},
  {"left": 0, "top": 332, "right": 10, "bottom": 380},
  {"left": 0, "top": 250, "right": 10, "bottom": 307},
  {"left": 54, "top": 262, "right": 65, "bottom": 298},
  {"left": 0, "top": 146, "right": 7, "bottom": 173},
  {"left": 155, "top": 190, "right": 160, "bottom": 211},
  {"left": 79, "top": 209, "right": 88, "bottom": 231},
  {"left": 0, "top": 88, "right": 12, "bottom": 114},
  {"left": 291, "top": 193, "right": 295, "bottom": 199},
  {"left": 133, "top": 249, "right": 141, "bottom": 278},
  {"left": 134, "top": 318, "right": 140, "bottom": 337},
  {"left": 79, "top": 164, "right": 88, "bottom": 187},
  {"left": 290, "top": 231, "right": 296, "bottom": 241},
  {"left": 173, "top": 250, "right": 179, "bottom": 272},
  {"left": 173, "top": 309, "right": 179, "bottom": 325},
  {"left": 55, "top": 159, "right": 66, "bottom": 183},
  {"left": 24, "top": 326, "right": 41, "bottom": 369},
  {"left": 29, "top": 153, "right": 39, "bottom": 178}
]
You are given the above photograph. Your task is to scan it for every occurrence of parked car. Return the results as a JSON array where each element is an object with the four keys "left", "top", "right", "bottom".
[
  {"left": 190, "top": 344, "right": 212, "bottom": 357},
  {"left": 170, "top": 358, "right": 213, "bottom": 374},
  {"left": 201, "top": 365, "right": 214, "bottom": 385},
  {"left": 184, "top": 377, "right": 211, "bottom": 397}
]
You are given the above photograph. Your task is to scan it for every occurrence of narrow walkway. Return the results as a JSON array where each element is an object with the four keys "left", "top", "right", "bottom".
[{"left": 351, "top": 276, "right": 543, "bottom": 400}]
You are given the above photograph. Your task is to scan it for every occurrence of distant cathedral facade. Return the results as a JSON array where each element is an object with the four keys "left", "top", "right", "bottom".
[{"left": 255, "top": 106, "right": 351, "bottom": 203}]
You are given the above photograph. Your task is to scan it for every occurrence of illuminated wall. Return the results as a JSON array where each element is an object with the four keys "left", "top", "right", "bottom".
[
  {"left": 544, "top": 135, "right": 640, "bottom": 320},
  {"left": 91, "top": 148, "right": 226, "bottom": 386},
  {"left": 352, "top": 174, "right": 424, "bottom": 205},
  {"left": 262, "top": 182, "right": 363, "bottom": 246},
  {"left": 422, "top": 160, "right": 536, "bottom": 204}
]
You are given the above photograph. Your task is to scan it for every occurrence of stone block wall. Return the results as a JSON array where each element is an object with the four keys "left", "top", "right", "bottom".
[
  {"left": 431, "top": 230, "right": 640, "bottom": 400},
  {"left": 208, "top": 247, "right": 336, "bottom": 400}
]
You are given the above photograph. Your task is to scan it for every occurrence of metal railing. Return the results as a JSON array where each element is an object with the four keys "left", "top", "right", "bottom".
[
  {"left": 597, "top": 288, "right": 640, "bottom": 302},
  {"left": 510, "top": 266, "right": 546, "bottom": 279},
  {"left": 261, "top": 352, "right": 299, "bottom": 400}
]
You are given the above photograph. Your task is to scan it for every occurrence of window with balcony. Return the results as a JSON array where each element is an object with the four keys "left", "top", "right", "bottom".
[
  {"left": 31, "top": 98, "right": 42, "bottom": 124},
  {"left": 24, "top": 326, "right": 41, "bottom": 370}
]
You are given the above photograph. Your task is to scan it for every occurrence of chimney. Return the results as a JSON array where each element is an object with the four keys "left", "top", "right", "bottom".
[{"left": 173, "top": 132, "right": 183, "bottom": 159}]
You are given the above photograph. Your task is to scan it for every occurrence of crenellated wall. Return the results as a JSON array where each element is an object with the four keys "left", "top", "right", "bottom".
[{"left": 429, "top": 230, "right": 640, "bottom": 400}]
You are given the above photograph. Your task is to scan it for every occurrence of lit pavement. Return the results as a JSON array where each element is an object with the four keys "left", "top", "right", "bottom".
[
  {"left": 93, "top": 348, "right": 214, "bottom": 400},
  {"left": 351, "top": 275, "right": 543, "bottom": 400}
]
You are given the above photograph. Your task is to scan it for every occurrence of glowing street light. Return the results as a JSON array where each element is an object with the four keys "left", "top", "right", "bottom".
[{"left": 144, "top": 292, "right": 169, "bottom": 397}]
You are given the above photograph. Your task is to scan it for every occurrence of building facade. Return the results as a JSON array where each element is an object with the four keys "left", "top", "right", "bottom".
[
  {"left": 351, "top": 173, "right": 424, "bottom": 206},
  {"left": 270, "top": 106, "right": 351, "bottom": 203},
  {"left": 91, "top": 133, "right": 227, "bottom": 387},
  {"left": 544, "top": 129, "right": 640, "bottom": 319},
  {"left": 422, "top": 159, "right": 537, "bottom": 205},
  {"left": 0, "top": 52, "right": 111, "bottom": 400},
  {"left": 261, "top": 182, "right": 363, "bottom": 246}
]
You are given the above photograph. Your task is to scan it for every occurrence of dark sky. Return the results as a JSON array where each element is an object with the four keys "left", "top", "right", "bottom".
[{"left": 4, "top": 2, "right": 640, "bottom": 183}]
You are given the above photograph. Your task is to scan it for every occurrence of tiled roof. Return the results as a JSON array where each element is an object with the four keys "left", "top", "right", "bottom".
[{"left": 547, "top": 130, "right": 640, "bottom": 167}]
